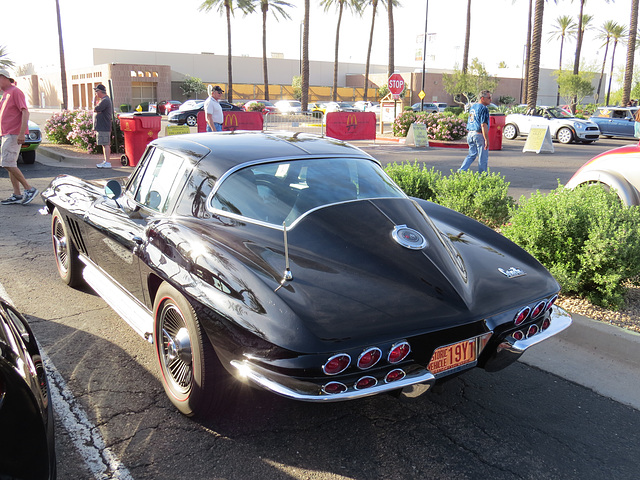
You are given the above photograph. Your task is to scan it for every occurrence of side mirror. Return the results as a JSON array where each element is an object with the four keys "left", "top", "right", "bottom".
[{"left": 105, "top": 180, "right": 122, "bottom": 200}]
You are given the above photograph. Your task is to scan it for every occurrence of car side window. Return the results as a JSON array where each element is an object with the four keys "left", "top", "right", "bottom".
[{"left": 132, "top": 148, "right": 190, "bottom": 212}]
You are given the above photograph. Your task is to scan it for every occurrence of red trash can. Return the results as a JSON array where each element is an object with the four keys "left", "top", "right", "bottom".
[
  {"left": 119, "top": 112, "right": 162, "bottom": 166},
  {"left": 489, "top": 113, "right": 505, "bottom": 151}
]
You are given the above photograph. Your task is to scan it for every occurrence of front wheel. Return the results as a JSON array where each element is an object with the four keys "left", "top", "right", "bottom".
[
  {"left": 503, "top": 124, "right": 518, "bottom": 140},
  {"left": 557, "top": 127, "right": 574, "bottom": 144},
  {"left": 186, "top": 115, "right": 197, "bottom": 127},
  {"left": 51, "top": 208, "right": 83, "bottom": 287},
  {"left": 20, "top": 150, "right": 36, "bottom": 164},
  {"left": 153, "top": 283, "right": 228, "bottom": 418}
]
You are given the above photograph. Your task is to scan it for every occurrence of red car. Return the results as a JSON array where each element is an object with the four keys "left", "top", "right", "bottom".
[{"left": 158, "top": 100, "right": 182, "bottom": 115}]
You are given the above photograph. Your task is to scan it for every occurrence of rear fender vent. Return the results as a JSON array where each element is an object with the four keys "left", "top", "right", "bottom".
[{"left": 67, "top": 217, "right": 88, "bottom": 254}]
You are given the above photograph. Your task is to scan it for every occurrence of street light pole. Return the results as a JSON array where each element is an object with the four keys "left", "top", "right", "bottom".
[{"left": 420, "top": 0, "right": 428, "bottom": 111}]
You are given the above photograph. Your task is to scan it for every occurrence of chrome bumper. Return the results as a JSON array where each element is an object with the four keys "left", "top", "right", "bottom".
[
  {"left": 230, "top": 360, "right": 435, "bottom": 403},
  {"left": 483, "top": 305, "right": 572, "bottom": 372}
]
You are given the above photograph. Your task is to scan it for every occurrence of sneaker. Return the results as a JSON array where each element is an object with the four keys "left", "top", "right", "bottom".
[
  {"left": 97, "top": 161, "right": 112, "bottom": 169},
  {"left": 22, "top": 187, "right": 39, "bottom": 205},
  {"left": 1, "top": 193, "right": 24, "bottom": 205}
]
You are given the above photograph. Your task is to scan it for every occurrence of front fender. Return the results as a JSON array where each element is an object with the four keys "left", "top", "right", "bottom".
[{"left": 565, "top": 169, "right": 640, "bottom": 206}]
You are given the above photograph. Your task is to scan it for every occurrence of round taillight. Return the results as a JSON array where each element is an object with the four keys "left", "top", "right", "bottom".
[
  {"left": 357, "top": 347, "right": 382, "bottom": 369},
  {"left": 531, "top": 301, "right": 546, "bottom": 318},
  {"left": 527, "top": 324, "right": 539, "bottom": 338},
  {"left": 546, "top": 294, "right": 558, "bottom": 311},
  {"left": 513, "top": 330, "right": 525, "bottom": 341},
  {"left": 514, "top": 307, "right": 531, "bottom": 326},
  {"left": 322, "top": 381, "right": 347, "bottom": 394},
  {"left": 388, "top": 341, "right": 411, "bottom": 364},
  {"left": 354, "top": 376, "right": 377, "bottom": 390},
  {"left": 541, "top": 318, "right": 551, "bottom": 331},
  {"left": 385, "top": 369, "right": 406, "bottom": 383},
  {"left": 322, "top": 354, "right": 351, "bottom": 375}
]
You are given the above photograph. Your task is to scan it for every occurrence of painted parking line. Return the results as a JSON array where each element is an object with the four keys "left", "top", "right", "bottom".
[{"left": 42, "top": 351, "right": 134, "bottom": 480}]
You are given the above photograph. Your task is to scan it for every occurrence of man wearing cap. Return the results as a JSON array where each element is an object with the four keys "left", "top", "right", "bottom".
[
  {"left": 0, "top": 69, "right": 39, "bottom": 205},
  {"left": 93, "top": 84, "right": 113, "bottom": 168},
  {"left": 204, "top": 85, "right": 224, "bottom": 132}
]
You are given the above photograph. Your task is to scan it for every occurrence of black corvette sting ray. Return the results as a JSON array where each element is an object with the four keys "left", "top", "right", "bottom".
[{"left": 41, "top": 131, "right": 571, "bottom": 417}]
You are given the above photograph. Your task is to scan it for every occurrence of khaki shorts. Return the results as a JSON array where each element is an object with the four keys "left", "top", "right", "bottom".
[
  {"left": 96, "top": 131, "right": 111, "bottom": 146},
  {"left": 0, "top": 135, "right": 20, "bottom": 168}
]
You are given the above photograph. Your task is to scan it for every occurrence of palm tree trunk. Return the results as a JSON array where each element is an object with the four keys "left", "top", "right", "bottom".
[
  {"left": 55, "top": 0, "right": 68, "bottom": 110},
  {"left": 607, "top": 41, "right": 619, "bottom": 106},
  {"left": 226, "top": 4, "right": 233, "bottom": 103},
  {"left": 523, "top": 0, "right": 533, "bottom": 104},
  {"left": 556, "top": 36, "right": 565, "bottom": 106},
  {"left": 622, "top": 0, "right": 639, "bottom": 106},
  {"left": 332, "top": 2, "right": 344, "bottom": 102},
  {"left": 387, "top": 0, "right": 394, "bottom": 78},
  {"left": 364, "top": 0, "right": 378, "bottom": 102},
  {"left": 462, "top": 0, "right": 471, "bottom": 73},
  {"left": 262, "top": 4, "right": 269, "bottom": 100},
  {"left": 571, "top": 0, "right": 585, "bottom": 113},
  {"left": 597, "top": 40, "right": 610, "bottom": 104},
  {"left": 301, "top": 0, "right": 310, "bottom": 111},
  {"left": 527, "top": 0, "right": 544, "bottom": 110}
]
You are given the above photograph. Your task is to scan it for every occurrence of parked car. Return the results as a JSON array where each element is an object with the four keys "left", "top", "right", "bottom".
[
  {"left": 566, "top": 143, "right": 640, "bottom": 206},
  {"left": 242, "top": 100, "right": 277, "bottom": 113},
  {"left": 353, "top": 101, "right": 378, "bottom": 112},
  {"left": 435, "top": 102, "right": 448, "bottom": 112},
  {"left": 168, "top": 100, "right": 240, "bottom": 126},
  {"left": 158, "top": 100, "right": 182, "bottom": 115},
  {"left": 411, "top": 102, "right": 439, "bottom": 113},
  {"left": 19, "top": 120, "right": 42, "bottom": 164},
  {"left": 589, "top": 106, "right": 638, "bottom": 139},
  {"left": 503, "top": 106, "right": 601, "bottom": 144},
  {"left": 41, "top": 131, "right": 571, "bottom": 418},
  {"left": 337, "top": 102, "right": 358, "bottom": 112},
  {"left": 0, "top": 285, "right": 56, "bottom": 479},
  {"left": 274, "top": 100, "right": 302, "bottom": 114}
]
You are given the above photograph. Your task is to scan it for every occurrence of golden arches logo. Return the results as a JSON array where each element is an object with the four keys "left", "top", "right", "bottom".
[
  {"left": 224, "top": 114, "right": 239, "bottom": 128},
  {"left": 346, "top": 114, "right": 358, "bottom": 131}
]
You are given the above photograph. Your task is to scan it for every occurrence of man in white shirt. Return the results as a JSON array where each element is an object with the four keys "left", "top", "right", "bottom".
[{"left": 204, "top": 85, "right": 224, "bottom": 132}]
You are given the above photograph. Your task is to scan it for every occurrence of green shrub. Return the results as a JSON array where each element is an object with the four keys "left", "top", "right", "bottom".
[
  {"left": 384, "top": 162, "right": 441, "bottom": 201},
  {"left": 434, "top": 170, "right": 515, "bottom": 228},
  {"left": 43, "top": 110, "right": 79, "bottom": 144},
  {"left": 502, "top": 185, "right": 640, "bottom": 309},
  {"left": 120, "top": 104, "right": 130, "bottom": 113},
  {"left": 393, "top": 110, "right": 418, "bottom": 136},
  {"left": 444, "top": 106, "right": 463, "bottom": 115},
  {"left": 392, "top": 111, "right": 466, "bottom": 140}
]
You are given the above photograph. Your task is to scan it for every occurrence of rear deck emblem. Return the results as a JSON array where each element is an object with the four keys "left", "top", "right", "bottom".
[{"left": 392, "top": 225, "right": 427, "bottom": 250}]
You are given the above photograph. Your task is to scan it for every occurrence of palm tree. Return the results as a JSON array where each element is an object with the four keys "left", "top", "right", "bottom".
[
  {"left": 527, "top": 0, "right": 545, "bottom": 109},
  {"left": 607, "top": 23, "right": 627, "bottom": 105},
  {"left": 549, "top": 15, "right": 577, "bottom": 105},
  {"left": 55, "top": 0, "right": 68, "bottom": 110},
  {"left": 621, "top": 0, "right": 639, "bottom": 106},
  {"left": 387, "top": 0, "right": 395, "bottom": 78},
  {"left": 248, "top": 0, "right": 293, "bottom": 101},
  {"left": 301, "top": 0, "right": 310, "bottom": 111},
  {"left": 596, "top": 20, "right": 620, "bottom": 103},
  {"left": 462, "top": 0, "right": 472, "bottom": 73},
  {"left": 522, "top": 0, "right": 533, "bottom": 104},
  {"left": 321, "top": 0, "right": 363, "bottom": 102},
  {"left": 199, "top": 0, "right": 253, "bottom": 104},
  {"left": 363, "top": 0, "right": 379, "bottom": 102},
  {"left": 0, "top": 46, "right": 15, "bottom": 69}
]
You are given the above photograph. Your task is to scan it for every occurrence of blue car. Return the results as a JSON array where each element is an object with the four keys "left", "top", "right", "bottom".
[{"left": 590, "top": 107, "right": 638, "bottom": 139}]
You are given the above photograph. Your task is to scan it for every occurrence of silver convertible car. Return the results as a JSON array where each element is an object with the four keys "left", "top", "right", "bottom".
[{"left": 503, "top": 106, "right": 600, "bottom": 144}]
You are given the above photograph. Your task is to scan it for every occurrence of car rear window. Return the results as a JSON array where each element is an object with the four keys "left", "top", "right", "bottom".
[{"left": 209, "top": 158, "right": 406, "bottom": 227}]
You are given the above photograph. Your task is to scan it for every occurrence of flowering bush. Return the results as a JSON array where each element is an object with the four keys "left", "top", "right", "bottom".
[
  {"left": 392, "top": 111, "right": 467, "bottom": 141},
  {"left": 244, "top": 101, "right": 266, "bottom": 113},
  {"left": 43, "top": 110, "right": 79, "bottom": 145},
  {"left": 67, "top": 110, "right": 99, "bottom": 153}
]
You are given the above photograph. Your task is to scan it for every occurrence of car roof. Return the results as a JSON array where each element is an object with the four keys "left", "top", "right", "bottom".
[{"left": 150, "top": 131, "right": 375, "bottom": 179}]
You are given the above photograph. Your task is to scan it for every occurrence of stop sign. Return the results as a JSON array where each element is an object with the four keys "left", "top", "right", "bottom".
[{"left": 388, "top": 74, "right": 405, "bottom": 95}]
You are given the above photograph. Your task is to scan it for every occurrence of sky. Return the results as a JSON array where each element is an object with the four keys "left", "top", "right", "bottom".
[{"left": 2, "top": 0, "right": 637, "bottom": 83}]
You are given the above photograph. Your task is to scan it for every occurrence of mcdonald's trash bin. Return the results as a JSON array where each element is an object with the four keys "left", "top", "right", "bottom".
[
  {"left": 489, "top": 113, "right": 505, "bottom": 151},
  {"left": 119, "top": 112, "right": 162, "bottom": 166}
]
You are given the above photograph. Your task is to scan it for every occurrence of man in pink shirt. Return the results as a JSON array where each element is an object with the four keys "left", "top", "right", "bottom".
[{"left": 0, "top": 69, "right": 38, "bottom": 205}]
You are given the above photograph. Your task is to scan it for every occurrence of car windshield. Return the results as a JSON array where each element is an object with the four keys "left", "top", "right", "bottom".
[
  {"left": 546, "top": 107, "right": 573, "bottom": 118},
  {"left": 210, "top": 157, "right": 406, "bottom": 227}
]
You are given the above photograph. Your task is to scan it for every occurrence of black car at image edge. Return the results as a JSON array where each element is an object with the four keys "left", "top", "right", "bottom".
[{"left": 41, "top": 131, "right": 572, "bottom": 419}]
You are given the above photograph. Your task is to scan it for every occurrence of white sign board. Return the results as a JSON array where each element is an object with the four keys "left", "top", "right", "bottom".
[
  {"left": 406, "top": 123, "right": 429, "bottom": 147},
  {"left": 523, "top": 126, "right": 554, "bottom": 154},
  {"left": 381, "top": 101, "right": 397, "bottom": 123}
]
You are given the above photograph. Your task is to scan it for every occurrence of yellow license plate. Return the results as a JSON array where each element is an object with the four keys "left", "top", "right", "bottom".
[{"left": 428, "top": 338, "right": 478, "bottom": 376}]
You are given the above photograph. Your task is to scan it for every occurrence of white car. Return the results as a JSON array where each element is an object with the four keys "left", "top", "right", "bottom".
[
  {"left": 503, "top": 106, "right": 601, "bottom": 144},
  {"left": 275, "top": 100, "right": 302, "bottom": 114}
]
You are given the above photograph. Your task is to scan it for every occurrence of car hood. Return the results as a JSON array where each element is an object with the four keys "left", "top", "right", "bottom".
[{"left": 175, "top": 198, "right": 558, "bottom": 352}]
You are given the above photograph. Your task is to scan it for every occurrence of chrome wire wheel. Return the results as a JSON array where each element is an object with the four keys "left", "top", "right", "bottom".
[
  {"left": 158, "top": 303, "right": 193, "bottom": 395},
  {"left": 52, "top": 216, "right": 69, "bottom": 276}
]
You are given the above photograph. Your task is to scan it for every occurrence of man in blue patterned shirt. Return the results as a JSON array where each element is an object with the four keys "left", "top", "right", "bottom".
[{"left": 458, "top": 90, "right": 492, "bottom": 173}]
